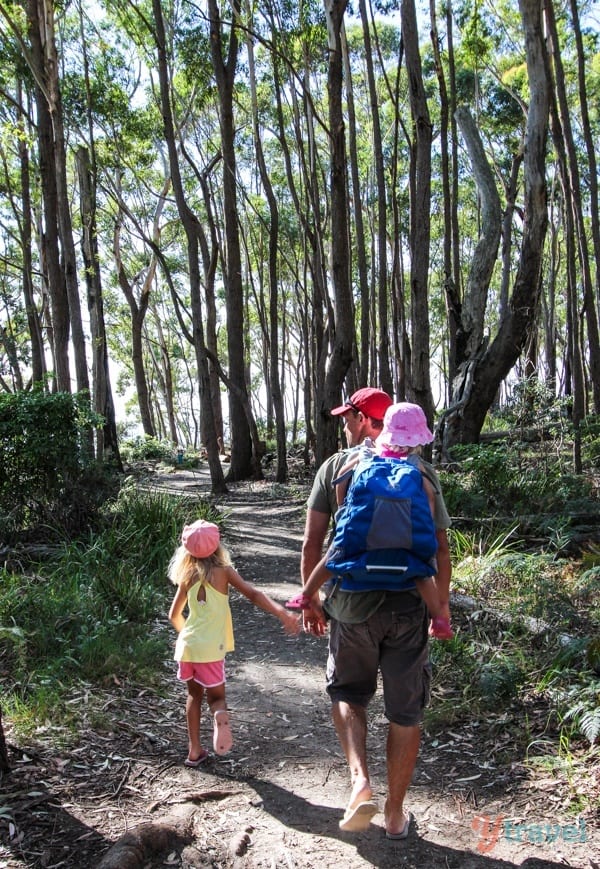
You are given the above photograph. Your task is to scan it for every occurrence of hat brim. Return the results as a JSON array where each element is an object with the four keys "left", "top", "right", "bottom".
[{"left": 330, "top": 403, "right": 351, "bottom": 416}]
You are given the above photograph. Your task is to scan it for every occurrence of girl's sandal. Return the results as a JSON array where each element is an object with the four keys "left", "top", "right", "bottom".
[{"left": 213, "top": 710, "right": 233, "bottom": 755}]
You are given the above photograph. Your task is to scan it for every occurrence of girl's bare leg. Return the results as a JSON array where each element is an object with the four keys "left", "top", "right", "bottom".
[{"left": 185, "top": 679, "right": 205, "bottom": 761}]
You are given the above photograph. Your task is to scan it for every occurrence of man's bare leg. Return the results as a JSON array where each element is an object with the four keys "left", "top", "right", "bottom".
[
  {"left": 332, "top": 701, "right": 378, "bottom": 829},
  {"left": 384, "top": 722, "right": 421, "bottom": 836}
]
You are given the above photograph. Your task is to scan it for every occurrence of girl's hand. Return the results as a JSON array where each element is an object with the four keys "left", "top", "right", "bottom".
[{"left": 281, "top": 611, "right": 302, "bottom": 636}]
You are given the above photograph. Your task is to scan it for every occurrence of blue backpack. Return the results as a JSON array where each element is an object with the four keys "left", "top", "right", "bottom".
[{"left": 325, "top": 455, "right": 438, "bottom": 592}]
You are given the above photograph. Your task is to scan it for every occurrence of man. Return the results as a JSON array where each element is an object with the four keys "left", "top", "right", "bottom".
[{"left": 300, "top": 388, "right": 452, "bottom": 838}]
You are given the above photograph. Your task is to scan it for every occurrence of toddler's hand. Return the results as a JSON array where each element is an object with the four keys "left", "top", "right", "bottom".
[{"left": 282, "top": 612, "right": 302, "bottom": 636}]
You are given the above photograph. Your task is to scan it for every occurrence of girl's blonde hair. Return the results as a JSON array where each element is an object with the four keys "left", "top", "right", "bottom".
[{"left": 168, "top": 543, "right": 233, "bottom": 590}]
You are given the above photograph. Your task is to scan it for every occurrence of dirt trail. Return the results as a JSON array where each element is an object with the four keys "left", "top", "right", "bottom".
[{"left": 1, "top": 474, "right": 597, "bottom": 868}]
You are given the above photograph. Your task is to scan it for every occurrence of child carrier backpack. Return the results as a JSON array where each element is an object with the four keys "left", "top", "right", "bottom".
[{"left": 325, "top": 455, "right": 438, "bottom": 592}]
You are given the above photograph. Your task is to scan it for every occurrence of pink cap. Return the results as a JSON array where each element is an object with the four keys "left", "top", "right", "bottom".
[
  {"left": 181, "top": 519, "right": 220, "bottom": 558},
  {"left": 375, "top": 402, "right": 434, "bottom": 449},
  {"left": 330, "top": 388, "right": 392, "bottom": 421}
]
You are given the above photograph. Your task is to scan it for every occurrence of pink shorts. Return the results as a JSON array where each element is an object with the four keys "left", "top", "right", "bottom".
[{"left": 177, "top": 660, "right": 225, "bottom": 687}]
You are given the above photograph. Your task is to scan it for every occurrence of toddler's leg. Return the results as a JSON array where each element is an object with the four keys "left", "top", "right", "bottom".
[
  {"left": 207, "top": 684, "right": 233, "bottom": 755},
  {"left": 415, "top": 578, "right": 453, "bottom": 640}
]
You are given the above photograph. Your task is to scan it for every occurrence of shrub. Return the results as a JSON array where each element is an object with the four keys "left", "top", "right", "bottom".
[{"left": 0, "top": 390, "right": 114, "bottom": 541}]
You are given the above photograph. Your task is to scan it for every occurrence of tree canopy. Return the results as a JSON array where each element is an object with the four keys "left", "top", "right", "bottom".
[{"left": 0, "top": 0, "right": 599, "bottom": 487}]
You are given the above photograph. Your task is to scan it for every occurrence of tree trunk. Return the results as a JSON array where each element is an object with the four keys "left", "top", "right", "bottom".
[
  {"left": 113, "top": 218, "right": 156, "bottom": 438},
  {"left": 76, "top": 147, "right": 121, "bottom": 466},
  {"left": 153, "top": 0, "right": 227, "bottom": 493},
  {"left": 27, "top": 0, "right": 70, "bottom": 392},
  {"left": 402, "top": 0, "right": 434, "bottom": 426},
  {"left": 359, "top": 0, "right": 393, "bottom": 396},
  {"left": 319, "top": 0, "right": 355, "bottom": 464},
  {"left": 17, "top": 79, "right": 45, "bottom": 385},
  {"left": 0, "top": 706, "right": 9, "bottom": 772},
  {"left": 430, "top": 0, "right": 459, "bottom": 396},
  {"left": 569, "top": 0, "right": 600, "bottom": 385},
  {"left": 246, "top": 28, "right": 286, "bottom": 482},
  {"left": 207, "top": 0, "right": 254, "bottom": 480},
  {"left": 440, "top": 0, "right": 550, "bottom": 449},
  {"left": 546, "top": 0, "right": 600, "bottom": 413},
  {"left": 452, "top": 106, "right": 502, "bottom": 373},
  {"left": 341, "top": 22, "right": 369, "bottom": 389}
]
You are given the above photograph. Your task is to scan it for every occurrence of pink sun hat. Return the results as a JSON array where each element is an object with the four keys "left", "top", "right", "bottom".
[
  {"left": 181, "top": 519, "right": 220, "bottom": 558},
  {"left": 375, "top": 402, "right": 434, "bottom": 449}
]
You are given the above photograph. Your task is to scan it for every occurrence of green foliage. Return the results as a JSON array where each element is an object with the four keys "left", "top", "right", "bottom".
[
  {"left": 120, "top": 435, "right": 178, "bottom": 463},
  {"left": 0, "top": 390, "right": 114, "bottom": 542}
]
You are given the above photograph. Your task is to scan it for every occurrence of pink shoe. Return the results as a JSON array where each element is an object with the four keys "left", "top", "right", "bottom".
[
  {"left": 430, "top": 617, "right": 454, "bottom": 640},
  {"left": 285, "top": 593, "right": 312, "bottom": 610}
]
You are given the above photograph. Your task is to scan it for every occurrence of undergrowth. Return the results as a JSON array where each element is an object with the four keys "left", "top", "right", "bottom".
[{"left": 0, "top": 485, "right": 223, "bottom": 735}]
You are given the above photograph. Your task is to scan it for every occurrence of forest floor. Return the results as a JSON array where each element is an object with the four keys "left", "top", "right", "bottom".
[{"left": 1, "top": 467, "right": 598, "bottom": 869}]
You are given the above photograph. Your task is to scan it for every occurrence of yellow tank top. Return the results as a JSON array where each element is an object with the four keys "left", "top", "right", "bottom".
[{"left": 174, "top": 579, "right": 234, "bottom": 663}]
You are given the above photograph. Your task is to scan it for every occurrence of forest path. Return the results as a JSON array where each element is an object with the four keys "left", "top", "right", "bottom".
[{"left": 1, "top": 472, "right": 597, "bottom": 868}]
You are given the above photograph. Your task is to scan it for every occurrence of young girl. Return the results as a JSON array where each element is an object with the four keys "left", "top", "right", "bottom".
[
  {"left": 168, "top": 518, "right": 300, "bottom": 767},
  {"left": 288, "top": 403, "right": 453, "bottom": 639}
]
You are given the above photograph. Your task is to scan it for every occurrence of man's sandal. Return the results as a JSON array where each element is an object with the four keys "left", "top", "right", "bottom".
[{"left": 285, "top": 593, "right": 313, "bottom": 610}]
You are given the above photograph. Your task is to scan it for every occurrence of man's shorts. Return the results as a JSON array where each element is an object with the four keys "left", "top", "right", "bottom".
[
  {"left": 326, "top": 593, "right": 430, "bottom": 726},
  {"left": 177, "top": 660, "right": 225, "bottom": 687}
]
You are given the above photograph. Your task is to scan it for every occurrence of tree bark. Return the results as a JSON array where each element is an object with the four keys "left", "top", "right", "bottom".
[
  {"left": 453, "top": 106, "right": 502, "bottom": 371},
  {"left": 402, "top": 0, "right": 434, "bottom": 426},
  {"left": 76, "top": 146, "right": 121, "bottom": 466},
  {"left": 246, "top": 26, "right": 286, "bottom": 482},
  {"left": 207, "top": 0, "right": 255, "bottom": 480},
  {"left": 440, "top": 0, "right": 550, "bottom": 449},
  {"left": 153, "top": 0, "right": 227, "bottom": 492},
  {"left": 319, "top": 0, "right": 355, "bottom": 463}
]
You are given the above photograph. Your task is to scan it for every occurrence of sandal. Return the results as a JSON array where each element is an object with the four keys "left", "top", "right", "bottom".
[
  {"left": 429, "top": 617, "right": 454, "bottom": 640},
  {"left": 285, "top": 592, "right": 313, "bottom": 610},
  {"left": 184, "top": 748, "right": 209, "bottom": 768}
]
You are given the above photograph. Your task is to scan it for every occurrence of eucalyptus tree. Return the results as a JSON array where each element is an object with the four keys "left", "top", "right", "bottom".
[
  {"left": 245, "top": 9, "right": 287, "bottom": 482},
  {"left": 546, "top": 0, "right": 600, "bottom": 419},
  {"left": 439, "top": 0, "right": 550, "bottom": 447},
  {"left": 402, "top": 0, "right": 435, "bottom": 428},
  {"left": 150, "top": 0, "right": 228, "bottom": 491},
  {"left": 320, "top": 0, "right": 356, "bottom": 461}
]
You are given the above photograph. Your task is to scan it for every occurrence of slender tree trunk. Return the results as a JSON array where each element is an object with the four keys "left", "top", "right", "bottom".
[
  {"left": 569, "top": 0, "right": 600, "bottom": 337},
  {"left": 246, "top": 27, "right": 286, "bottom": 481},
  {"left": 318, "top": 0, "right": 355, "bottom": 463},
  {"left": 207, "top": 0, "right": 254, "bottom": 480},
  {"left": 28, "top": 0, "right": 70, "bottom": 391},
  {"left": 76, "top": 147, "right": 121, "bottom": 465},
  {"left": 17, "top": 81, "right": 45, "bottom": 385},
  {"left": 440, "top": 0, "right": 550, "bottom": 448},
  {"left": 0, "top": 706, "right": 9, "bottom": 772},
  {"left": 113, "top": 219, "right": 156, "bottom": 438},
  {"left": 430, "top": 0, "right": 459, "bottom": 396},
  {"left": 546, "top": 0, "right": 600, "bottom": 413},
  {"left": 153, "top": 0, "right": 227, "bottom": 492},
  {"left": 402, "top": 0, "right": 434, "bottom": 426},
  {"left": 359, "top": 0, "right": 392, "bottom": 395},
  {"left": 341, "top": 22, "right": 369, "bottom": 388}
]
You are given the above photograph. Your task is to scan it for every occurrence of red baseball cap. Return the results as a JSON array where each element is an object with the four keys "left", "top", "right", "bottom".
[{"left": 330, "top": 388, "right": 393, "bottom": 422}]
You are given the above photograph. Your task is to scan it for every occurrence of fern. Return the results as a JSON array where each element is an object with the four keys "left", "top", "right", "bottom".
[{"left": 563, "top": 701, "right": 600, "bottom": 745}]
